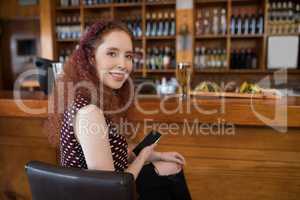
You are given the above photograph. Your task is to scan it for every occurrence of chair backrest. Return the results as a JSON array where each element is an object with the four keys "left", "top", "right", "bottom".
[{"left": 25, "top": 161, "right": 135, "bottom": 200}]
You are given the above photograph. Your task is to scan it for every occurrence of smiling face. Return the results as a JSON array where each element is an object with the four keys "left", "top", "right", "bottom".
[{"left": 94, "top": 30, "right": 133, "bottom": 89}]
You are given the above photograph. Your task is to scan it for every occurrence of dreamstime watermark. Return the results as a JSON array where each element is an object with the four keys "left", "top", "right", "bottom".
[{"left": 13, "top": 68, "right": 289, "bottom": 133}]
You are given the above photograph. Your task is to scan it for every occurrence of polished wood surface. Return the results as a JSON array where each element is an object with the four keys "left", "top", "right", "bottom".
[
  {"left": 132, "top": 124, "right": 300, "bottom": 200},
  {"left": 0, "top": 117, "right": 57, "bottom": 200},
  {"left": 0, "top": 91, "right": 299, "bottom": 200},
  {"left": 39, "top": 0, "right": 55, "bottom": 59},
  {"left": 1, "top": 118, "right": 299, "bottom": 200},
  {"left": 0, "top": 0, "right": 39, "bottom": 20},
  {"left": 0, "top": 92, "right": 299, "bottom": 127}
]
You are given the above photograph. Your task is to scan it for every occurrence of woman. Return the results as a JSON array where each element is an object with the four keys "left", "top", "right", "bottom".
[{"left": 46, "top": 20, "right": 191, "bottom": 200}]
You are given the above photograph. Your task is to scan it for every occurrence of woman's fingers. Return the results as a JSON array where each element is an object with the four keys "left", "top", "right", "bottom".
[
  {"left": 152, "top": 161, "right": 182, "bottom": 176},
  {"left": 174, "top": 152, "right": 186, "bottom": 164},
  {"left": 168, "top": 152, "right": 185, "bottom": 165},
  {"left": 168, "top": 154, "right": 184, "bottom": 165}
]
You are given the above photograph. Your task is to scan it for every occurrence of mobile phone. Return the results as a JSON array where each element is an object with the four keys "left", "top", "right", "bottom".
[{"left": 133, "top": 130, "right": 162, "bottom": 156}]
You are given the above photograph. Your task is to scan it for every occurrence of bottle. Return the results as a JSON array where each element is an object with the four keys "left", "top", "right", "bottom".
[
  {"left": 231, "top": 49, "right": 237, "bottom": 69},
  {"left": 154, "top": 47, "right": 161, "bottom": 69},
  {"left": 212, "top": 9, "right": 219, "bottom": 35},
  {"left": 199, "top": 46, "right": 206, "bottom": 68},
  {"left": 236, "top": 10, "right": 242, "bottom": 35},
  {"left": 158, "top": 46, "right": 164, "bottom": 69},
  {"left": 206, "top": 48, "right": 212, "bottom": 67},
  {"left": 203, "top": 10, "right": 210, "bottom": 35},
  {"left": 136, "top": 16, "right": 142, "bottom": 37},
  {"left": 215, "top": 49, "right": 222, "bottom": 68},
  {"left": 170, "top": 48, "right": 176, "bottom": 68},
  {"left": 245, "top": 48, "right": 252, "bottom": 69},
  {"left": 251, "top": 49, "right": 257, "bottom": 69},
  {"left": 250, "top": 9, "right": 256, "bottom": 35},
  {"left": 151, "top": 13, "right": 158, "bottom": 36},
  {"left": 211, "top": 49, "right": 217, "bottom": 67},
  {"left": 150, "top": 48, "right": 156, "bottom": 69},
  {"left": 242, "top": 9, "right": 250, "bottom": 35},
  {"left": 126, "top": 16, "right": 134, "bottom": 36},
  {"left": 296, "top": 4, "right": 300, "bottom": 33},
  {"left": 195, "top": 10, "right": 203, "bottom": 36},
  {"left": 256, "top": 9, "right": 264, "bottom": 34},
  {"left": 157, "top": 12, "right": 164, "bottom": 36},
  {"left": 59, "top": 49, "right": 65, "bottom": 63},
  {"left": 231, "top": 9, "right": 236, "bottom": 34},
  {"left": 170, "top": 12, "right": 176, "bottom": 36},
  {"left": 194, "top": 45, "right": 200, "bottom": 68},
  {"left": 220, "top": 8, "right": 227, "bottom": 35},
  {"left": 287, "top": 1, "right": 294, "bottom": 34},
  {"left": 163, "top": 12, "right": 170, "bottom": 36},
  {"left": 146, "top": 13, "right": 151, "bottom": 36},
  {"left": 163, "top": 46, "right": 171, "bottom": 69},
  {"left": 221, "top": 49, "right": 227, "bottom": 68},
  {"left": 146, "top": 47, "right": 151, "bottom": 69}
]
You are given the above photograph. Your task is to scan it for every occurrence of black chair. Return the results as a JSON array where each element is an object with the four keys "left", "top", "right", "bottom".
[
  {"left": 35, "top": 57, "right": 55, "bottom": 95},
  {"left": 25, "top": 161, "right": 136, "bottom": 200}
]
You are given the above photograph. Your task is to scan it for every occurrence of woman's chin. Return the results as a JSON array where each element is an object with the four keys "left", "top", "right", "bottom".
[{"left": 104, "top": 81, "right": 124, "bottom": 90}]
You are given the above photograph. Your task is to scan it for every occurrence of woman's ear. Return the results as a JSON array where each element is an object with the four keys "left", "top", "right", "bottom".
[{"left": 88, "top": 55, "right": 96, "bottom": 66}]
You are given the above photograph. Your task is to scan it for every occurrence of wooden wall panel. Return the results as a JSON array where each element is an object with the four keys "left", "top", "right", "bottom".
[
  {"left": 132, "top": 123, "right": 300, "bottom": 200},
  {"left": 0, "top": 116, "right": 300, "bottom": 200},
  {"left": 0, "top": 117, "right": 57, "bottom": 200},
  {"left": 40, "top": 0, "right": 55, "bottom": 59},
  {"left": 0, "top": 0, "right": 39, "bottom": 20}
]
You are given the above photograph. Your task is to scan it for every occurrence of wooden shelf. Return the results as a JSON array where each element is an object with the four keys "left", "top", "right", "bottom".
[
  {"left": 194, "top": 69, "right": 229, "bottom": 73},
  {"left": 133, "top": 37, "right": 143, "bottom": 40},
  {"left": 195, "top": 35, "right": 227, "bottom": 39},
  {"left": 83, "top": 4, "right": 113, "bottom": 9},
  {"left": 51, "top": 0, "right": 300, "bottom": 80},
  {"left": 145, "top": 1, "right": 176, "bottom": 6},
  {"left": 231, "top": 34, "right": 264, "bottom": 39},
  {"left": 194, "top": 69, "right": 300, "bottom": 74},
  {"left": 195, "top": 0, "right": 227, "bottom": 4},
  {"left": 146, "top": 36, "right": 176, "bottom": 40},
  {"left": 133, "top": 69, "right": 144, "bottom": 73},
  {"left": 267, "top": 69, "right": 300, "bottom": 74},
  {"left": 268, "top": 33, "right": 300, "bottom": 37},
  {"left": 56, "top": 6, "right": 80, "bottom": 11},
  {"left": 113, "top": 3, "right": 142, "bottom": 8},
  {"left": 231, "top": 0, "right": 262, "bottom": 3},
  {"left": 228, "top": 69, "right": 265, "bottom": 73},
  {"left": 145, "top": 69, "right": 176, "bottom": 73}
]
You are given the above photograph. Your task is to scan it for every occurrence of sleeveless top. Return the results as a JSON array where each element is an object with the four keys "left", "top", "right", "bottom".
[{"left": 59, "top": 94, "right": 129, "bottom": 172}]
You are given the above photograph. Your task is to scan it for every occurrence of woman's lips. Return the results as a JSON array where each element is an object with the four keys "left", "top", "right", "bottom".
[{"left": 109, "top": 72, "right": 126, "bottom": 81}]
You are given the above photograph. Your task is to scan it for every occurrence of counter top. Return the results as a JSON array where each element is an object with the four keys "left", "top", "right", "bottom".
[{"left": 0, "top": 91, "right": 299, "bottom": 127}]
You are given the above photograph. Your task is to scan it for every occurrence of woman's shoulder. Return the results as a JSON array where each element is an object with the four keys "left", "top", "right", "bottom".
[{"left": 62, "top": 94, "right": 91, "bottom": 126}]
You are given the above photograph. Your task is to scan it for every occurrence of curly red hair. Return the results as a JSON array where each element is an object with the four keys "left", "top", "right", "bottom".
[{"left": 45, "top": 20, "right": 135, "bottom": 147}]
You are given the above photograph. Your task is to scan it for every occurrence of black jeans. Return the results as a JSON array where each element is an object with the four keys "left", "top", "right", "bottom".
[{"left": 135, "top": 162, "right": 192, "bottom": 200}]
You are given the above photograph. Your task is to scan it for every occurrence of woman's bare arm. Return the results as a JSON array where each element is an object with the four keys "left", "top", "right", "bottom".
[
  {"left": 75, "top": 104, "right": 155, "bottom": 180},
  {"left": 75, "top": 104, "right": 115, "bottom": 171}
]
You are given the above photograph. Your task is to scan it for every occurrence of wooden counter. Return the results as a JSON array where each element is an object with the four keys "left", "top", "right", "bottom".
[
  {"left": 0, "top": 92, "right": 299, "bottom": 127},
  {"left": 0, "top": 91, "right": 300, "bottom": 200}
]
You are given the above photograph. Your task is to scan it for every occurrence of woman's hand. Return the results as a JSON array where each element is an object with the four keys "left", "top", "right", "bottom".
[
  {"left": 159, "top": 152, "right": 186, "bottom": 165},
  {"left": 138, "top": 143, "right": 157, "bottom": 163},
  {"left": 151, "top": 152, "right": 186, "bottom": 176}
]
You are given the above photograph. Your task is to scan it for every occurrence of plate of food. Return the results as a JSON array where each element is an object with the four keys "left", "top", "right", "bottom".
[{"left": 191, "top": 81, "right": 280, "bottom": 99}]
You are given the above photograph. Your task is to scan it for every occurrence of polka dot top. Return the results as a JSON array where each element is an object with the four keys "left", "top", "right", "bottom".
[{"left": 60, "top": 94, "right": 129, "bottom": 172}]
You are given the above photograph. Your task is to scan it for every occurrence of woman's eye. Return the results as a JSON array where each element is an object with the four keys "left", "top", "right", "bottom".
[
  {"left": 126, "top": 54, "right": 133, "bottom": 60},
  {"left": 107, "top": 52, "right": 117, "bottom": 57}
]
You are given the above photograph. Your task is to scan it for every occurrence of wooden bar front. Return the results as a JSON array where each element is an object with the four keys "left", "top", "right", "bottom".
[{"left": 0, "top": 92, "right": 300, "bottom": 200}]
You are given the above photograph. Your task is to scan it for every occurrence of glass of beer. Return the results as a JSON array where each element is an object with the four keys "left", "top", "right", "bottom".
[{"left": 176, "top": 62, "right": 191, "bottom": 100}]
